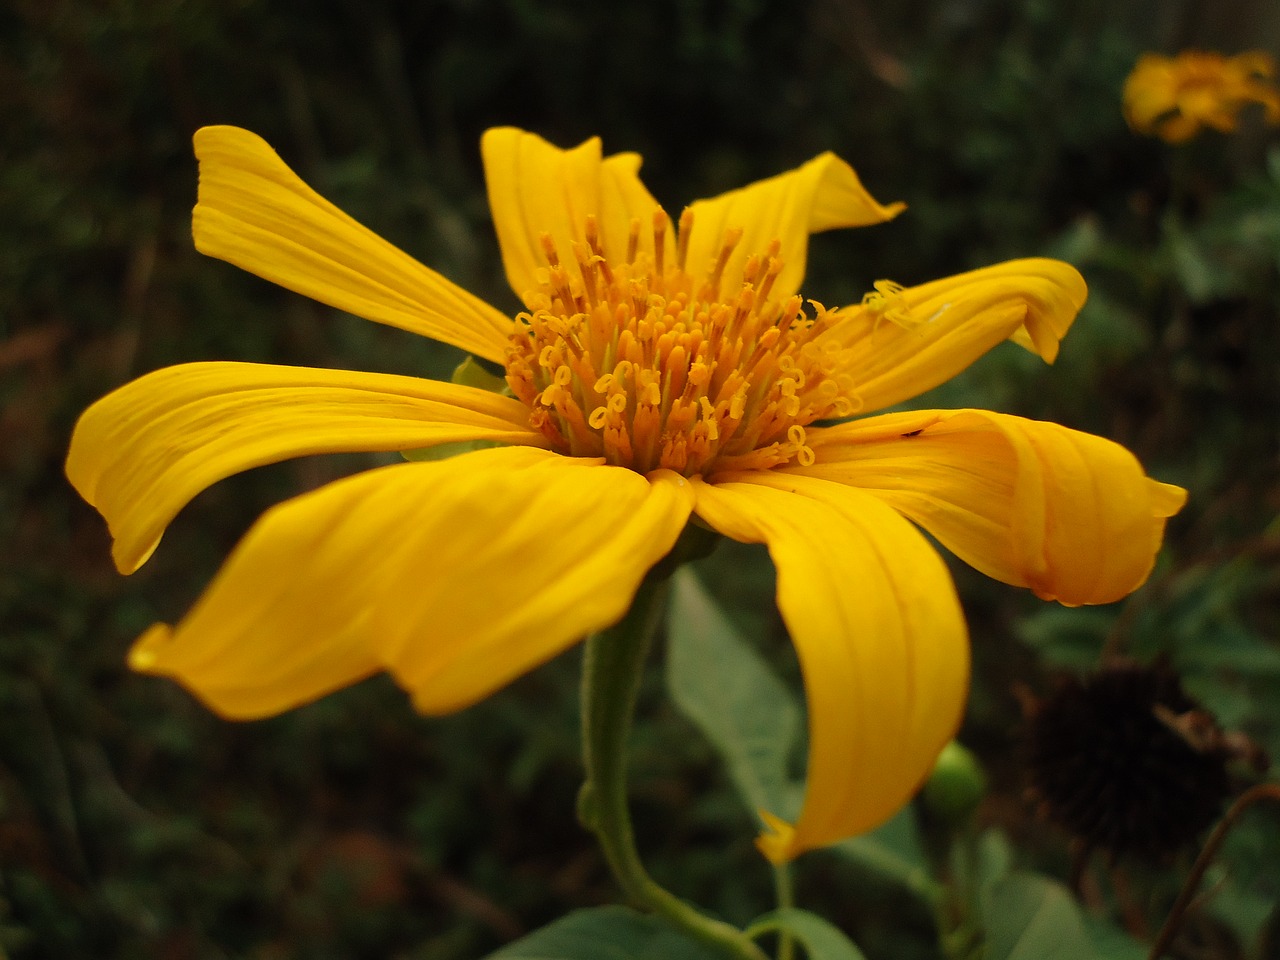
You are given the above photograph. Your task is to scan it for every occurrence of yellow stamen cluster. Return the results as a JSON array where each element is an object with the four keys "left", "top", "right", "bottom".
[{"left": 504, "top": 210, "right": 862, "bottom": 477}]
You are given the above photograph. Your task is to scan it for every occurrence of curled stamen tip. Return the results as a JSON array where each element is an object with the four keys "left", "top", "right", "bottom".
[{"left": 506, "top": 206, "right": 856, "bottom": 479}]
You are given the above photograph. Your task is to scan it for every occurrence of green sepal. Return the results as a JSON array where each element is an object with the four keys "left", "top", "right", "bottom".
[
  {"left": 399, "top": 358, "right": 512, "bottom": 461},
  {"left": 400, "top": 439, "right": 505, "bottom": 462},
  {"left": 452, "top": 355, "right": 510, "bottom": 393}
]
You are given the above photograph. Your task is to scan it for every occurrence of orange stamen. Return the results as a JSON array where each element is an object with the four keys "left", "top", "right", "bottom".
[{"left": 503, "top": 209, "right": 860, "bottom": 476}]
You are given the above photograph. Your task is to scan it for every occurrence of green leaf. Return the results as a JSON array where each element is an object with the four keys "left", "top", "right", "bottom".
[
  {"left": 1013, "top": 605, "right": 1113, "bottom": 669},
  {"left": 829, "top": 806, "right": 936, "bottom": 900},
  {"left": 1080, "top": 915, "right": 1149, "bottom": 960},
  {"left": 484, "top": 906, "right": 723, "bottom": 960},
  {"left": 1204, "top": 868, "right": 1279, "bottom": 954},
  {"left": 747, "top": 908, "right": 868, "bottom": 960},
  {"left": 980, "top": 872, "right": 1097, "bottom": 960},
  {"left": 666, "top": 567, "right": 801, "bottom": 821}
]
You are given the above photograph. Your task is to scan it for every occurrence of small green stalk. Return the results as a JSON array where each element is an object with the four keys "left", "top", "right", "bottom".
[
  {"left": 772, "top": 864, "right": 795, "bottom": 960},
  {"left": 578, "top": 573, "right": 769, "bottom": 960}
]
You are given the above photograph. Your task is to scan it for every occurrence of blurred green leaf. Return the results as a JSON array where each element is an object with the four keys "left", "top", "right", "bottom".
[
  {"left": 980, "top": 872, "right": 1095, "bottom": 960},
  {"left": 1203, "top": 846, "right": 1280, "bottom": 953},
  {"left": 1079, "top": 916, "right": 1148, "bottom": 960},
  {"left": 829, "top": 806, "right": 936, "bottom": 901},
  {"left": 484, "top": 906, "right": 722, "bottom": 960},
  {"left": 1166, "top": 223, "right": 1219, "bottom": 303},
  {"left": 1013, "top": 605, "right": 1113, "bottom": 669},
  {"left": 666, "top": 567, "right": 801, "bottom": 822},
  {"left": 747, "top": 908, "right": 868, "bottom": 960}
]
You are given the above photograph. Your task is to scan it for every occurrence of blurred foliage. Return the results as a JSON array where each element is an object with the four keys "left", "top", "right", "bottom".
[{"left": 3, "top": 0, "right": 1280, "bottom": 958}]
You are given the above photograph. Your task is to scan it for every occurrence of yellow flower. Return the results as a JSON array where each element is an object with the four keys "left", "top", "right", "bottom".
[
  {"left": 65, "top": 126, "right": 1186, "bottom": 863},
  {"left": 1123, "top": 50, "right": 1280, "bottom": 143}
]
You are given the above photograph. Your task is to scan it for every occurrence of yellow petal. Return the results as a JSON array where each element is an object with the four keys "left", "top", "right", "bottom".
[
  {"left": 825, "top": 259, "right": 1087, "bottom": 415},
  {"left": 682, "top": 152, "right": 905, "bottom": 302},
  {"left": 691, "top": 473, "right": 968, "bottom": 862},
  {"left": 799, "top": 409, "right": 1187, "bottom": 606},
  {"left": 387, "top": 466, "right": 696, "bottom": 713},
  {"left": 65, "top": 362, "right": 544, "bottom": 574},
  {"left": 481, "top": 127, "right": 671, "bottom": 299},
  {"left": 129, "top": 447, "right": 696, "bottom": 719},
  {"left": 1123, "top": 55, "right": 1179, "bottom": 135},
  {"left": 193, "top": 126, "right": 512, "bottom": 362}
]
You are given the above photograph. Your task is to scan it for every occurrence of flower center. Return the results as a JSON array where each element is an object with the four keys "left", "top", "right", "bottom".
[{"left": 503, "top": 210, "right": 861, "bottom": 477}]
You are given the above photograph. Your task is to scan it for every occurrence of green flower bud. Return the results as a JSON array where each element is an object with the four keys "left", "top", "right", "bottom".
[{"left": 923, "top": 740, "right": 987, "bottom": 824}]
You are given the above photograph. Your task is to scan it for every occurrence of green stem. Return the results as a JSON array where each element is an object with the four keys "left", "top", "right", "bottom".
[
  {"left": 772, "top": 864, "right": 795, "bottom": 960},
  {"left": 578, "top": 574, "right": 770, "bottom": 960}
]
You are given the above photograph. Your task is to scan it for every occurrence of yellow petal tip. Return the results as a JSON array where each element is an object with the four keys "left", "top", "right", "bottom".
[
  {"left": 193, "top": 124, "right": 266, "bottom": 153},
  {"left": 128, "top": 624, "right": 173, "bottom": 673},
  {"left": 1153, "top": 480, "right": 1189, "bottom": 518},
  {"left": 112, "top": 535, "right": 159, "bottom": 577},
  {"left": 754, "top": 809, "right": 798, "bottom": 865}
]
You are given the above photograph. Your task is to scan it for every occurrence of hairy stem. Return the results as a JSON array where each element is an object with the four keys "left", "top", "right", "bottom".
[{"left": 578, "top": 573, "right": 769, "bottom": 960}]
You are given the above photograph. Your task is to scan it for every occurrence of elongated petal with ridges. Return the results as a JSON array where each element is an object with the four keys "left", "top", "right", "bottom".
[
  {"left": 193, "top": 126, "right": 512, "bottom": 362},
  {"left": 127, "top": 448, "right": 695, "bottom": 719},
  {"left": 481, "top": 128, "right": 671, "bottom": 299},
  {"left": 682, "top": 152, "right": 905, "bottom": 302},
  {"left": 822, "top": 259, "right": 1087, "bottom": 415},
  {"left": 798, "top": 409, "right": 1187, "bottom": 605},
  {"left": 65, "top": 362, "right": 545, "bottom": 574},
  {"left": 691, "top": 474, "right": 968, "bottom": 862},
  {"left": 388, "top": 466, "right": 696, "bottom": 712}
]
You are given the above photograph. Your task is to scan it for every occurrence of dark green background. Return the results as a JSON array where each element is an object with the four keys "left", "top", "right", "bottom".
[{"left": 4, "top": 1, "right": 1280, "bottom": 957}]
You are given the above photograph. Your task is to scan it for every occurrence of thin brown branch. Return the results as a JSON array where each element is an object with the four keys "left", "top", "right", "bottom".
[{"left": 1147, "top": 783, "right": 1280, "bottom": 960}]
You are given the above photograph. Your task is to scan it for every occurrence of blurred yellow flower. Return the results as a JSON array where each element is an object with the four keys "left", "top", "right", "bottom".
[
  {"left": 66, "top": 127, "right": 1185, "bottom": 863},
  {"left": 1123, "top": 50, "right": 1280, "bottom": 142}
]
